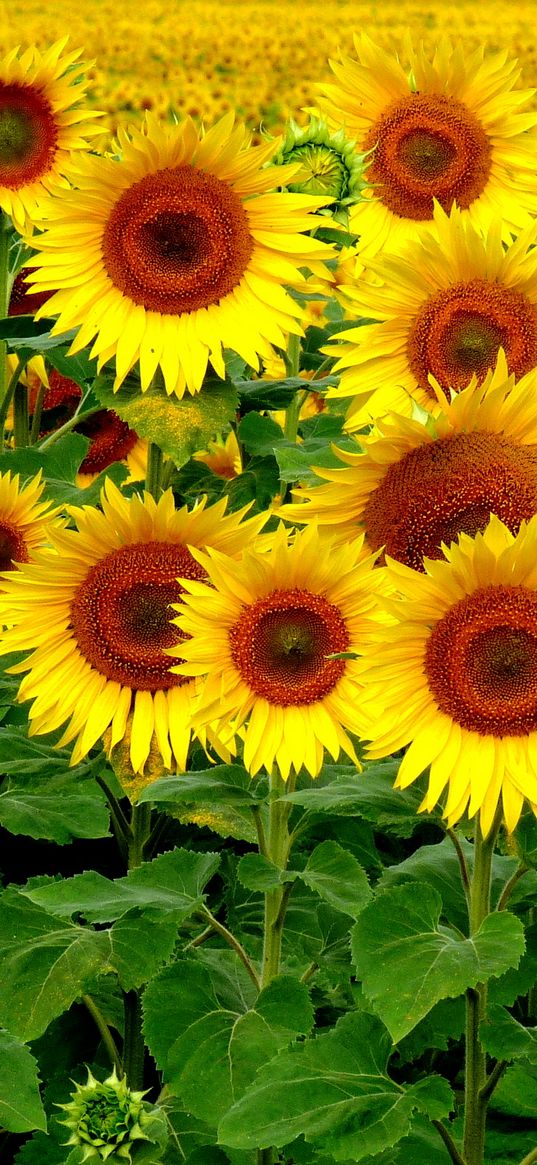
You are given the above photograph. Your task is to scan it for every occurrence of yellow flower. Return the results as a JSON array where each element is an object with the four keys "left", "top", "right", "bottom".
[
  {"left": 0, "top": 38, "right": 102, "bottom": 232},
  {"left": 0, "top": 470, "right": 59, "bottom": 571},
  {"left": 170, "top": 524, "right": 383, "bottom": 779},
  {"left": 193, "top": 430, "right": 242, "bottom": 480},
  {"left": 317, "top": 33, "right": 537, "bottom": 256},
  {"left": 359, "top": 514, "right": 537, "bottom": 835},
  {"left": 280, "top": 353, "right": 537, "bottom": 569},
  {"left": 0, "top": 481, "right": 265, "bottom": 774},
  {"left": 25, "top": 112, "right": 335, "bottom": 398},
  {"left": 328, "top": 205, "right": 537, "bottom": 428}
]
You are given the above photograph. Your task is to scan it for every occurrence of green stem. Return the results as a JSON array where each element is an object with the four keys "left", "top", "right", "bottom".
[
  {"left": 261, "top": 769, "right": 295, "bottom": 989},
  {"left": 257, "top": 1150, "right": 274, "bottom": 1165},
  {"left": 519, "top": 1148, "right": 537, "bottom": 1165},
  {"left": 497, "top": 864, "right": 529, "bottom": 911},
  {"left": 29, "top": 381, "right": 47, "bottom": 445},
  {"left": 12, "top": 380, "right": 29, "bottom": 447},
  {"left": 462, "top": 815, "right": 502, "bottom": 1165},
  {"left": 0, "top": 356, "right": 25, "bottom": 452},
  {"left": 145, "top": 440, "right": 164, "bottom": 500},
  {"left": 431, "top": 1120, "right": 466, "bottom": 1165},
  {"left": 82, "top": 994, "right": 123, "bottom": 1076},
  {"left": 198, "top": 906, "right": 260, "bottom": 990},
  {"left": 122, "top": 802, "right": 152, "bottom": 1089},
  {"left": 37, "top": 401, "right": 100, "bottom": 449}
]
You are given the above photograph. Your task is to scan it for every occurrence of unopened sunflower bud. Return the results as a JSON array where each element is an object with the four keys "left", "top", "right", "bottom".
[
  {"left": 58, "top": 1068, "right": 167, "bottom": 1164},
  {"left": 272, "top": 117, "right": 367, "bottom": 217}
]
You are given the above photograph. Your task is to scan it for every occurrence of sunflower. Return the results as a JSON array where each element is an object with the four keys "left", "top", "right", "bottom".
[
  {"left": 0, "top": 38, "right": 101, "bottom": 233},
  {"left": 193, "top": 430, "right": 242, "bottom": 480},
  {"left": 24, "top": 112, "right": 335, "bottom": 398},
  {"left": 0, "top": 481, "right": 265, "bottom": 774},
  {"left": 74, "top": 410, "right": 148, "bottom": 488},
  {"left": 280, "top": 354, "right": 537, "bottom": 570},
  {"left": 316, "top": 34, "right": 537, "bottom": 256},
  {"left": 0, "top": 469, "right": 59, "bottom": 571},
  {"left": 170, "top": 524, "right": 383, "bottom": 779},
  {"left": 359, "top": 514, "right": 537, "bottom": 835},
  {"left": 328, "top": 205, "right": 537, "bottom": 428}
]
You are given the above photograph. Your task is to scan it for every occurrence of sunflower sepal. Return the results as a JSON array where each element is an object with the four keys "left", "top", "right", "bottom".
[{"left": 57, "top": 1068, "right": 168, "bottom": 1165}]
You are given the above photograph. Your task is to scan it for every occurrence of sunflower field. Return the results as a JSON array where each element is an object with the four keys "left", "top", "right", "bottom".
[{"left": 2, "top": 6, "right": 537, "bottom": 1165}]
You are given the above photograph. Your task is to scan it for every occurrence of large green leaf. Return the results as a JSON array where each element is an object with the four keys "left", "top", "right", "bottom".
[
  {"left": 0, "top": 434, "right": 127, "bottom": 508},
  {"left": 351, "top": 884, "right": 525, "bottom": 1041},
  {"left": 491, "top": 1062, "right": 537, "bottom": 1118},
  {"left": 299, "top": 841, "right": 372, "bottom": 919},
  {"left": 0, "top": 1030, "right": 47, "bottom": 1133},
  {"left": 143, "top": 959, "right": 313, "bottom": 1125},
  {"left": 281, "top": 764, "right": 429, "bottom": 837},
  {"left": 92, "top": 374, "right": 237, "bottom": 467},
  {"left": 137, "top": 765, "right": 259, "bottom": 808},
  {"left": 108, "top": 909, "right": 181, "bottom": 990},
  {"left": 218, "top": 1011, "right": 453, "bottom": 1160},
  {"left": 0, "top": 730, "right": 109, "bottom": 841},
  {"left": 22, "top": 848, "right": 219, "bottom": 922},
  {"left": 0, "top": 891, "right": 112, "bottom": 1040},
  {"left": 480, "top": 1003, "right": 537, "bottom": 1064}
]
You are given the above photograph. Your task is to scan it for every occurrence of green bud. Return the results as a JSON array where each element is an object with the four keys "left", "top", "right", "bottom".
[
  {"left": 58, "top": 1068, "right": 167, "bottom": 1164},
  {"left": 272, "top": 117, "right": 368, "bottom": 216}
]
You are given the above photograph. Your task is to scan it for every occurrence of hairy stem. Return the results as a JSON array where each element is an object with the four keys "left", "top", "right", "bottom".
[
  {"left": 198, "top": 906, "right": 260, "bottom": 990},
  {"left": 431, "top": 1120, "right": 466, "bottom": 1165},
  {"left": 13, "top": 380, "right": 29, "bottom": 447},
  {"left": 145, "top": 440, "right": 164, "bottom": 500},
  {"left": 122, "top": 802, "right": 152, "bottom": 1088},
  {"left": 82, "top": 994, "right": 123, "bottom": 1076},
  {"left": 261, "top": 769, "right": 295, "bottom": 989}
]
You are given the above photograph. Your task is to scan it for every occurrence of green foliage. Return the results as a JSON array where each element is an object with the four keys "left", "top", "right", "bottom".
[
  {"left": 351, "top": 883, "right": 525, "bottom": 1041},
  {"left": 218, "top": 1011, "right": 453, "bottom": 1159},
  {"left": 281, "top": 763, "right": 431, "bottom": 837},
  {"left": 0, "top": 1030, "right": 47, "bottom": 1132},
  {"left": 0, "top": 433, "right": 128, "bottom": 507}
]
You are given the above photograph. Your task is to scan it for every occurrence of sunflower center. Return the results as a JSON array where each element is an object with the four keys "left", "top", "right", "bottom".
[
  {"left": 76, "top": 410, "right": 138, "bottom": 475},
  {"left": 363, "top": 431, "right": 537, "bottom": 571},
  {"left": 0, "top": 83, "right": 58, "bottom": 188},
  {"left": 70, "top": 541, "right": 206, "bottom": 690},
  {"left": 0, "top": 522, "right": 29, "bottom": 571},
  {"left": 407, "top": 278, "right": 537, "bottom": 397},
  {"left": 364, "top": 92, "right": 492, "bottom": 221},
  {"left": 425, "top": 584, "right": 537, "bottom": 735},
  {"left": 229, "top": 588, "right": 349, "bottom": 705},
  {"left": 102, "top": 166, "right": 254, "bottom": 315}
]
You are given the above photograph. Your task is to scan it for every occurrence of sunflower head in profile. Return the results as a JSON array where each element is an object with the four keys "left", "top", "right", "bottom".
[
  {"left": 0, "top": 481, "right": 266, "bottom": 775},
  {"left": 316, "top": 33, "right": 537, "bottom": 256},
  {"left": 280, "top": 353, "right": 537, "bottom": 570},
  {"left": 328, "top": 205, "right": 537, "bottom": 428},
  {"left": 25, "top": 112, "right": 335, "bottom": 398},
  {"left": 0, "top": 38, "right": 102, "bottom": 233},
  {"left": 0, "top": 469, "right": 59, "bottom": 573},
  {"left": 170, "top": 524, "right": 383, "bottom": 780},
  {"left": 359, "top": 514, "right": 537, "bottom": 835}
]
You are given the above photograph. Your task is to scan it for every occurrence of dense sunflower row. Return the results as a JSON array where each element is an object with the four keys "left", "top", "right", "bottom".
[{"left": 4, "top": 0, "right": 537, "bottom": 132}]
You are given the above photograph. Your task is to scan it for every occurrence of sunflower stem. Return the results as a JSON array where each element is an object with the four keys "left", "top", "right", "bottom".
[
  {"left": 82, "top": 993, "right": 123, "bottom": 1076},
  {"left": 122, "top": 802, "right": 152, "bottom": 1089},
  {"left": 145, "top": 440, "right": 164, "bottom": 500},
  {"left": 29, "top": 381, "right": 47, "bottom": 445},
  {"left": 198, "top": 905, "right": 260, "bottom": 990},
  {"left": 0, "top": 355, "right": 25, "bottom": 452},
  {"left": 12, "top": 380, "right": 29, "bottom": 447},
  {"left": 462, "top": 814, "right": 502, "bottom": 1165},
  {"left": 36, "top": 401, "right": 100, "bottom": 449},
  {"left": 260, "top": 769, "right": 296, "bottom": 989}
]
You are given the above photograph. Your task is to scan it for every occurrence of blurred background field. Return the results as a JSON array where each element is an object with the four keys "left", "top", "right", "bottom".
[{"left": 3, "top": 0, "right": 537, "bottom": 136}]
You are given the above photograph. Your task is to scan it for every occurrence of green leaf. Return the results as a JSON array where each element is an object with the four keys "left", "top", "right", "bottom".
[
  {"left": 490, "top": 922, "right": 537, "bottom": 1006},
  {"left": 44, "top": 344, "right": 97, "bottom": 387},
  {"left": 491, "top": 1062, "right": 537, "bottom": 1118},
  {"left": 23, "top": 848, "right": 219, "bottom": 923},
  {"left": 237, "top": 852, "right": 283, "bottom": 891},
  {"left": 0, "top": 731, "right": 110, "bottom": 842},
  {"left": 92, "top": 374, "right": 237, "bottom": 467},
  {"left": 352, "top": 884, "right": 525, "bottom": 1041},
  {"left": 109, "top": 909, "right": 181, "bottom": 990},
  {"left": 355, "top": 1116, "right": 454, "bottom": 1164},
  {"left": 137, "top": 765, "right": 258, "bottom": 807},
  {"left": 235, "top": 374, "right": 338, "bottom": 411},
  {"left": 0, "top": 314, "right": 75, "bottom": 351},
  {"left": 0, "top": 1030, "right": 47, "bottom": 1132},
  {"left": 480, "top": 1003, "right": 537, "bottom": 1063},
  {"left": 218, "top": 1011, "right": 453, "bottom": 1159},
  {"left": 144, "top": 960, "right": 313, "bottom": 1125},
  {"left": 237, "top": 411, "right": 285, "bottom": 456},
  {"left": 299, "top": 840, "right": 371, "bottom": 919},
  {"left": 281, "top": 763, "right": 429, "bottom": 837},
  {"left": 0, "top": 891, "right": 112, "bottom": 1040}
]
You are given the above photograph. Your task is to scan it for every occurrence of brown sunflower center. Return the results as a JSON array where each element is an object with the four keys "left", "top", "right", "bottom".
[
  {"left": 0, "top": 83, "right": 58, "bottom": 188},
  {"left": 102, "top": 166, "right": 254, "bottom": 314},
  {"left": 364, "top": 92, "right": 491, "bottom": 221},
  {"left": 229, "top": 588, "right": 349, "bottom": 706},
  {"left": 407, "top": 278, "right": 537, "bottom": 397},
  {"left": 76, "top": 410, "right": 138, "bottom": 475},
  {"left": 70, "top": 541, "right": 206, "bottom": 690},
  {"left": 425, "top": 585, "right": 537, "bottom": 735},
  {"left": 363, "top": 431, "right": 537, "bottom": 571},
  {"left": 0, "top": 521, "right": 29, "bottom": 571}
]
